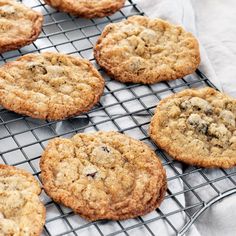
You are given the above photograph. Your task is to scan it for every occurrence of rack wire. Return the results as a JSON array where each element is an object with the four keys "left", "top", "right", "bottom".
[{"left": 1, "top": 1, "right": 236, "bottom": 235}]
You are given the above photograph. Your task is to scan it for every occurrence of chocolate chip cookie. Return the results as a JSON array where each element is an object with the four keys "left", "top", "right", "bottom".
[
  {"left": 0, "top": 0, "right": 43, "bottom": 53},
  {"left": 150, "top": 87, "right": 236, "bottom": 168},
  {"left": 94, "top": 15, "right": 200, "bottom": 84},
  {"left": 44, "top": 0, "right": 125, "bottom": 18},
  {"left": 0, "top": 164, "right": 45, "bottom": 235},
  {"left": 40, "top": 131, "right": 167, "bottom": 221},
  {"left": 0, "top": 52, "right": 105, "bottom": 120}
]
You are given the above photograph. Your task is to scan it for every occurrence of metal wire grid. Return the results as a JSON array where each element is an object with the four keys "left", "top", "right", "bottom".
[{"left": 1, "top": 0, "right": 236, "bottom": 235}]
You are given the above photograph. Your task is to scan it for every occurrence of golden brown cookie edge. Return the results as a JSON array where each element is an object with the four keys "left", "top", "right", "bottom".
[
  {"left": 149, "top": 87, "right": 236, "bottom": 168},
  {"left": 44, "top": 0, "right": 125, "bottom": 18},
  {"left": 0, "top": 52, "right": 105, "bottom": 120},
  {"left": 0, "top": 164, "right": 46, "bottom": 236},
  {"left": 40, "top": 131, "right": 167, "bottom": 221},
  {"left": 0, "top": 1, "right": 43, "bottom": 54},
  {"left": 94, "top": 16, "right": 201, "bottom": 84}
]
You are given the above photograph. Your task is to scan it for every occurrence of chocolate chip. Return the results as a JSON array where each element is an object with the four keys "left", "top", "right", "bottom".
[
  {"left": 191, "top": 122, "right": 208, "bottom": 134},
  {"left": 29, "top": 64, "right": 47, "bottom": 75},
  {"left": 57, "top": 59, "right": 64, "bottom": 66},
  {"left": 205, "top": 108, "right": 213, "bottom": 115},
  {"left": 188, "top": 114, "right": 208, "bottom": 134},
  {"left": 86, "top": 171, "right": 97, "bottom": 178},
  {"left": 197, "top": 123, "right": 208, "bottom": 134},
  {"left": 101, "top": 146, "right": 110, "bottom": 153}
]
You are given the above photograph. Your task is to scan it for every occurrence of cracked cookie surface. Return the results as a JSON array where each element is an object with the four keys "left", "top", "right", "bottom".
[
  {"left": 0, "top": 164, "right": 45, "bottom": 236},
  {"left": 40, "top": 131, "right": 167, "bottom": 221},
  {"left": 95, "top": 15, "right": 200, "bottom": 84},
  {"left": 44, "top": 0, "right": 125, "bottom": 18},
  {"left": 0, "top": 0, "right": 43, "bottom": 53},
  {"left": 150, "top": 87, "right": 236, "bottom": 168},
  {"left": 0, "top": 52, "right": 105, "bottom": 120}
]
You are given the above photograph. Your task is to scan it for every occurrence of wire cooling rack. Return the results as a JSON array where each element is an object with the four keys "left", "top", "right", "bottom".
[{"left": 1, "top": 1, "right": 236, "bottom": 235}]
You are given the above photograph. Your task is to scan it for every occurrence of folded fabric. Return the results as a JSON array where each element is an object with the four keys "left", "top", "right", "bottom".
[{"left": 134, "top": 0, "right": 236, "bottom": 235}]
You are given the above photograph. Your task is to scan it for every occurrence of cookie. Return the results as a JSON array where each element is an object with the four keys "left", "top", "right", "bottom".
[
  {"left": 40, "top": 131, "right": 167, "bottom": 221},
  {"left": 150, "top": 87, "right": 236, "bottom": 168},
  {"left": 0, "top": 52, "right": 105, "bottom": 120},
  {"left": 0, "top": 0, "right": 43, "bottom": 54},
  {"left": 94, "top": 15, "right": 200, "bottom": 84},
  {"left": 44, "top": 0, "right": 125, "bottom": 18},
  {"left": 0, "top": 164, "right": 45, "bottom": 235}
]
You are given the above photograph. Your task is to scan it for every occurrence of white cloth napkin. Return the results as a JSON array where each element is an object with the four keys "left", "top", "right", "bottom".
[{"left": 134, "top": 0, "right": 236, "bottom": 235}]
